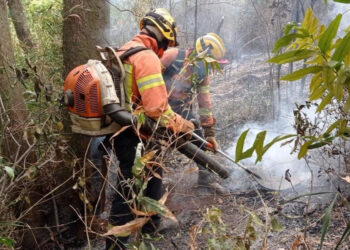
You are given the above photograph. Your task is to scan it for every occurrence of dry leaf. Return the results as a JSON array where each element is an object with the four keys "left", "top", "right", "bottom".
[
  {"left": 103, "top": 217, "right": 149, "bottom": 236},
  {"left": 189, "top": 225, "right": 199, "bottom": 250},
  {"left": 159, "top": 190, "right": 169, "bottom": 206},
  {"left": 186, "top": 167, "right": 199, "bottom": 173},
  {"left": 145, "top": 164, "right": 162, "bottom": 179},
  {"left": 131, "top": 208, "right": 156, "bottom": 217},
  {"left": 291, "top": 235, "right": 302, "bottom": 250}
]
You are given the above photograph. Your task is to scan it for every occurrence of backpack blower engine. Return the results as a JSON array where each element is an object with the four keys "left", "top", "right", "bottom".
[{"left": 63, "top": 46, "right": 229, "bottom": 179}]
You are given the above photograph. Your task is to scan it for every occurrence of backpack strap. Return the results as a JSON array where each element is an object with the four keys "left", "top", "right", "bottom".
[
  {"left": 120, "top": 46, "right": 150, "bottom": 61},
  {"left": 163, "top": 49, "right": 186, "bottom": 82}
]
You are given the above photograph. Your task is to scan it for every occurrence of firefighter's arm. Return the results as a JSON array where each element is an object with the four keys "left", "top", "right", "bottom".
[
  {"left": 134, "top": 52, "right": 194, "bottom": 136},
  {"left": 197, "top": 76, "right": 219, "bottom": 151}
]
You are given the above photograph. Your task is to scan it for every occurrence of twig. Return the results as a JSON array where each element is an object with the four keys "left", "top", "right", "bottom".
[
  {"left": 303, "top": 158, "right": 314, "bottom": 242},
  {"left": 83, "top": 139, "right": 92, "bottom": 250},
  {"left": 51, "top": 192, "right": 61, "bottom": 233}
]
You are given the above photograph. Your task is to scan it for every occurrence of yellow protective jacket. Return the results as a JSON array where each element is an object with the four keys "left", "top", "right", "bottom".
[
  {"left": 117, "top": 33, "right": 185, "bottom": 133},
  {"left": 161, "top": 48, "right": 215, "bottom": 127}
]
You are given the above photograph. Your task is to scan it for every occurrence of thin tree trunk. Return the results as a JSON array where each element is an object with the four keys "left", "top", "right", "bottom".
[
  {"left": 0, "top": 0, "right": 27, "bottom": 161},
  {"left": 184, "top": 0, "right": 189, "bottom": 45},
  {"left": 8, "top": 0, "right": 34, "bottom": 51},
  {"left": 194, "top": 0, "right": 198, "bottom": 46},
  {"left": 276, "top": 64, "right": 281, "bottom": 119}
]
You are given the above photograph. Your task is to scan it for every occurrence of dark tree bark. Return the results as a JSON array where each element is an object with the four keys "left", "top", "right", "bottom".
[
  {"left": 60, "top": 2, "right": 110, "bottom": 246},
  {"left": 0, "top": 0, "right": 27, "bottom": 161},
  {"left": 8, "top": 0, "right": 34, "bottom": 50},
  {"left": 63, "top": 0, "right": 109, "bottom": 77}
]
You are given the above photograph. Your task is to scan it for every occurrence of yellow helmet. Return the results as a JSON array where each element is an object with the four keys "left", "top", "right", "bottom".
[
  {"left": 140, "top": 8, "right": 178, "bottom": 47},
  {"left": 195, "top": 33, "right": 226, "bottom": 59}
]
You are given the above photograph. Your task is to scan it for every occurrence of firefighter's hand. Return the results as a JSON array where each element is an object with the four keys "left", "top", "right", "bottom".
[
  {"left": 203, "top": 126, "right": 219, "bottom": 152},
  {"left": 206, "top": 136, "right": 219, "bottom": 152},
  {"left": 181, "top": 119, "right": 195, "bottom": 139}
]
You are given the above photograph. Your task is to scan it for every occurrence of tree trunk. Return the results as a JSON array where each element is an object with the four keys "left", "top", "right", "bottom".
[
  {"left": 8, "top": 0, "right": 34, "bottom": 51},
  {"left": 194, "top": 0, "right": 198, "bottom": 46},
  {"left": 61, "top": 2, "right": 110, "bottom": 246},
  {"left": 63, "top": 0, "right": 109, "bottom": 77},
  {"left": 0, "top": 0, "right": 27, "bottom": 161}
]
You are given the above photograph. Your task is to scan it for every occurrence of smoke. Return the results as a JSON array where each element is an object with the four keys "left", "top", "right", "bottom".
[
  {"left": 223, "top": 106, "right": 312, "bottom": 192},
  {"left": 329, "top": 1, "right": 350, "bottom": 33}
]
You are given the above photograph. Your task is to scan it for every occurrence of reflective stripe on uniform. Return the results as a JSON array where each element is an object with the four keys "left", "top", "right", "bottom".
[
  {"left": 199, "top": 107, "right": 213, "bottom": 116},
  {"left": 124, "top": 64, "right": 133, "bottom": 111},
  {"left": 136, "top": 73, "right": 165, "bottom": 93},
  {"left": 198, "top": 85, "right": 209, "bottom": 93}
]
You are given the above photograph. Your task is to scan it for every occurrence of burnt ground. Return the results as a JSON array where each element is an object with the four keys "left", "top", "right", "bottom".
[{"left": 71, "top": 55, "right": 350, "bottom": 249}]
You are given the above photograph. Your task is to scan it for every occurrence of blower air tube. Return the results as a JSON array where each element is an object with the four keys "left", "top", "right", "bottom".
[{"left": 105, "top": 104, "right": 229, "bottom": 179}]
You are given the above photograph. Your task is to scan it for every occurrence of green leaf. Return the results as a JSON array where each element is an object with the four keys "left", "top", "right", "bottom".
[
  {"left": 284, "top": 22, "right": 299, "bottom": 35},
  {"left": 4, "top": 166, "right": 14, "bottom": 180},
  {"left": 309, "top": 73, "right": 323, "bottom": 94},
  {"left": 323, "top": 64, "right": 335, "bottom": 88},
  {"left": 272, "top": 33, "right": 308, "bottom": 53},
  {"left": 280, "top": 66, "right": 323, "bottom": 81},
  {"left": 271, "top": 216, "right": 284, "bottom": 232},
  {"left": 318, "top": 14, "right": 342, "bottom": 53},
  {"left": 332, "top": 32, "right": 350, "bottom": 62},
  {"left": 138, "top": 196, "right": 167, "bottom": 215},
  {"left": 309, "top": 84, "right": 326, "bottom": 100},
  {"left": 298, "top": 140, "right": 315, "bottom": 159},
  {"left": 333, "top": 0, "right": 350, "bottom": 3},
  {"left": 316, "top": 92, "right": 333, "bottom": 112},
  {"left": 245, "top": 209, "right": 264, "bottom": 227},
  {"left": 320, "top": 194, "right": 338, "bottom": 250},
  {"left": 307, "top": 141, "right": 330, "bottom": 149},
  {"left": 333, "top": 81, "right": 344, "bottom": 102},
  {"left": 335, "top": 221, "right": 350, "bottom": 249},
  {"left": 235, "top": 129, "right": 258, "bottom": 162},
  {"left": 344, "top": 96, "right": 350, "bottom": 112},
  {"left": 325, "top": 120, "right": 341, "bottom": 134},
  {"left": 235, "top": 129, "right": 249, "bottom": 162},
  {"left": 267, "top": 49, "right": 315, "bottom": 64},
  {"left": 253, "top": 131, "right": 267, "bottom": 163},
  {"left": 262, "top": 134, "right": 296, "bottom": 155}
]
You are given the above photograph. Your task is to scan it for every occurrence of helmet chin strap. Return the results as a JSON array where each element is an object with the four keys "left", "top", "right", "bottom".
[{"left": 143, "top": 26, "right": 169, "bottom": 53}]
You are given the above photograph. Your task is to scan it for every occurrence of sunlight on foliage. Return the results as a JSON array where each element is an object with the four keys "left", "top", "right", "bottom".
[{"left": 265, "top": 7, "right": 350, "bottom": 159}]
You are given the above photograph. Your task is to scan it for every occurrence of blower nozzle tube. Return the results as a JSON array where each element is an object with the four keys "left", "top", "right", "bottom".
[{"left": 106, "top": 105, "right": 229, "bottom": 179}]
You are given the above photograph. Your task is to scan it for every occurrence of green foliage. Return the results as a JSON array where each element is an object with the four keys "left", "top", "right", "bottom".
[
  {"left": 200, "top": 207, "right": 241, "bottom": 249},
  {"left": 3, "top": 166, "right": 15, "bottom": 180},
  {"left": 266, "top": 7, "right": 350, "bottom": 159},
  {"left": 333, "top": 0, "right": 350, "bottom": 3},
  {"left": 235, "top": 129, "right": 295, "bottom": 163},
  {"left": 0, "top": 237, "right": 15, "bottom": 248},
  {"left": 267, "top": 49, "right": 315, "bottom": 64},
  {"left": 280, "top": 66, "right": 323, "bottom": 81}
]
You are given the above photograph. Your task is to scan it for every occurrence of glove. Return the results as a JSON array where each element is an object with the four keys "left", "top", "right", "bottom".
[
  {"left": 203, "top": 126, "right": 219, "bottom": 151},
  {"left": 180, "top": 119, "right": 195, "bottom": 139},
  {"left": 206, "top": 136, "right": 219, "bottom": 151}
]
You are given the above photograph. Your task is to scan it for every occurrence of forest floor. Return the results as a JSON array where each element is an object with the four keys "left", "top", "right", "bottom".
[{"left": 72, "top": 54, "right": 350, "bottom": 250}]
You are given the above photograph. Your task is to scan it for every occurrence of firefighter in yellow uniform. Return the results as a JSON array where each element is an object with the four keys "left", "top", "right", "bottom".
[{"left": 161, "top": 33, "right": 228, "bottom": 193}]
